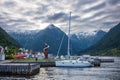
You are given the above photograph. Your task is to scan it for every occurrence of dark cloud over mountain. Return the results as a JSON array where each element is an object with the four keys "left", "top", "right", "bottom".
[{"left": 0, "top": 0, "right": 120, "bottom": 33}]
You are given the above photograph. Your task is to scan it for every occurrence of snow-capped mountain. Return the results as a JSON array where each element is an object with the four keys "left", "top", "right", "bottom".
[
  {"left": 8, "top": 30, "right": 36, "bottom": 49},
  {"left": 8, "top": 24, "right": 68, "bottom": 55},
  {"left": 8, "top": 24, "right": 106, "bottom": 55},
  {"left": 75, "top": 30, "right": 103, "bottom": 39},
  {"left": 71, "top": 30, "right": 106, "bottom": 51},
  {"left": 79, "top": 23, "right": 120, "bottom": 56},
  {"left": 76, "top": 31, "right": 96, "bottom": 38},
  {"left": 7, "top": 29, "right": 40, "bottom": 34}
]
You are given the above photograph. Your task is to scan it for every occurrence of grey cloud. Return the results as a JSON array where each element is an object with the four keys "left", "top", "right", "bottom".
[
  {"left": 80, "top": 12, "right": 105, "bottom": 22},
  {"left": 23, "top": 4, "right": 49, "bottom": 16},
  {"left": 36, "top": 4, "right": 49, "bottom": 13},
  {"left": 107, "top": 0, "right": 120, "bottom": 5},
  {"left": 6, "top": 19, "right": 27, "bottom": 23},
  {"left": 0, "top": 0, "right": 120, "bottom": 33},
  {"left": 47, "top": 12, "right": 67, "bottom": 21},
  {"left": 75, "top": 0, "right": 95, "bottom": 7},
  {"left": 2, "top": 0, "right": 17, "bottom": 7},
  {"left": 33, "top": 16, "right": 45, "bottom": 20},
  {"left": 103, "top": 22, "right": 119, "bottom": 26},
  {"left": 0, "top": 15, "right": 5, "bottom": 21},
  {"left": 46, "top": 12, "right": 79, "bottom": 23},
  {"left": 23, "top": 11, "right": 35, "bottom": 16},
  {"left": 84, "top": 3, "right": 106, "bottom": 12},
  {"left": 72, "top": 0, "right": 94, "bottom": 12}
]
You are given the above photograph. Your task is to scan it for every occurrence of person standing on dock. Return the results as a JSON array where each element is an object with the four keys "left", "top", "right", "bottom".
[{"left": 43, "top": 43, "right": 49, "bottom": 59}]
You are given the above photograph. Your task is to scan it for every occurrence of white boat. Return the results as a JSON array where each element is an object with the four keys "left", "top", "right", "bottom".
[
  {"left": 56, "top": 59, "right": 92, "bottom": 67},
  {"left": 55, "top": 12, "right": 92, "bottom": 67}
]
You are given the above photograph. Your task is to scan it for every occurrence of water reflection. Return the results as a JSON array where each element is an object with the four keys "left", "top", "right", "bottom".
[{"left": 34, "top": 57, "right": 120, "bottom": 80}]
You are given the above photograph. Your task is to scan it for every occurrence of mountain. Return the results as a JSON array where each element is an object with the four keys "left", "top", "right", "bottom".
[
  {"left": 79, "top": 23, "right": 120, "bottom": 56},
  {"left": 9, "top": 24, "right": 68, "bottom": 55},
  {"left": 0, "top": 27, "right": 20, "bottom": 47},
  {"left": 33, "top": 24, "right": 68, "bottom": 55},
  {"left": 8, "top": 30, "right": 39, "bottom": 49},
  {"left": 70, "top": 30, "right": 106, "bottom": 52},
  {"left": 9, "top": 24, "right": 106, "bottom": 55}
]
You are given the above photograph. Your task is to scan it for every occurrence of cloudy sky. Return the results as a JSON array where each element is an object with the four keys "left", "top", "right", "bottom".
[{"left": 0, "top": 0, "right": 120, "bottom": 33}]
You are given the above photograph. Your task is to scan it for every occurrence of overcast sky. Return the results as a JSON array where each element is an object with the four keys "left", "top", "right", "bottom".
[{"left": 0, "top": 0, "right": 120, "bottom": 33}]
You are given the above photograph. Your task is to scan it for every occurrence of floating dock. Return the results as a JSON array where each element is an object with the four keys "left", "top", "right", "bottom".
[
  {"left": 0, "top": 63, "right": 40, "bottom": 76},
  {"left": 90, "top": 58, "right": 101, "bottom": 67},
  {"left": 90, "top": 58, "right": 114, "bottom": 67},
  {"left": 99, "top": 59, "right": 114, "bottom": 63}
]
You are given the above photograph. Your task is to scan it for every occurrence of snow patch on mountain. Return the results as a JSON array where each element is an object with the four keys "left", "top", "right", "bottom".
[
  {"left": 7, "top": 30, "right": 41, "bottom": 35},
  {"left": 75, "top": 30, "right": 102, "bottom": 39}
]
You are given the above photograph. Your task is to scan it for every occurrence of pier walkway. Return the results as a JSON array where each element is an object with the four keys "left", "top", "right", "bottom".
[{"left": 0, "top": 62, "right": 40, "bottom": 76}]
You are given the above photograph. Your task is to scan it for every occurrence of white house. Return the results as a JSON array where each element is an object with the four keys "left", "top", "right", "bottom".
[
  {"left": 0, "top": 46, "right": 5, "bottom": 60},
  {"left": 34, "top": 52, "right": 44, "bottom": 59}
]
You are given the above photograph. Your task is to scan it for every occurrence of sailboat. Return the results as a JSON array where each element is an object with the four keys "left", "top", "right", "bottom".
[{"left": 55, "top": 12, "right": 92, "bottom": 67}]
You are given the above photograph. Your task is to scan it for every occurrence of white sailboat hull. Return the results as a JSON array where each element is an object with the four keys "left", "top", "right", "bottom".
[{"left": 55, "top": 60, "right": 92, "bottom": 67}]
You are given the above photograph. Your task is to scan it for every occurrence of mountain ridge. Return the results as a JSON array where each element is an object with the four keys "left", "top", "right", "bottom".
[
  {"left": 71, "top": 30, "right": 106, "bottom": 50},
  {"left": 0, "top": 27, "right": 20, "bottom": 47},
  {"left": 8, "top": 24, "right": 106, "bottom": 55},
  {"left": 79, "top": 23, "right": 120, "bottom": 56}
]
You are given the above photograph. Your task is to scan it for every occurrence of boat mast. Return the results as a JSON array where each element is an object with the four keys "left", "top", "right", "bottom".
[{"left": 67, "top": 12, "right": 71, "bottom": 58}]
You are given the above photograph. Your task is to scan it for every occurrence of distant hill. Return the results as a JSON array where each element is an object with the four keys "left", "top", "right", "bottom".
[
  {"left": 0, "top": 27, "right": 20, "bottom": 47},
  {"left": 79, "top": 23, "right": 120, "bottom": 56}
]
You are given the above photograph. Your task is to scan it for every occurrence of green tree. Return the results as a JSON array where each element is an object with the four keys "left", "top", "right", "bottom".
[{"left": 5, "top": 46, "right": 19, "bottom": 59}]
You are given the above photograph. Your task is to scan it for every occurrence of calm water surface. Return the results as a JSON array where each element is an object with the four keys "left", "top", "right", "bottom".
[{"left": 0, "top": 57, "right": 120, "bottom": 80}]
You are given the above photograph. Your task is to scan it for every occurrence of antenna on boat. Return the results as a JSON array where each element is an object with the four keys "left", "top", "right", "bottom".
[{"left": 67, "top": 12, "right": 71, "bottom": 59}]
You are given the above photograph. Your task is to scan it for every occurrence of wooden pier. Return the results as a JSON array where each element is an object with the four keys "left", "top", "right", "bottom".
[
  {"left": 0, "top": 63, "right": 40, "bottom": 76},
  {"left": 12, "top": 62, "right": 56, "bottom": 67},
  {"left": 0, "top": 57, "right": 115, "bottom": 77}
]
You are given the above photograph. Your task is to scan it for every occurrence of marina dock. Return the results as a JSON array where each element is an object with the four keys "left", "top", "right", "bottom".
[
  {"left": 90, "top": 58, "right": 114, "bottom": 67},
  {"left": 0, "top": 62, "right": 40, "bottom": 76},
  {"left": 0, "top": 57, "right": 114, "bottom": 76},
  {"left": 99, "top": 58, "right": 114, "bottom": 62}
]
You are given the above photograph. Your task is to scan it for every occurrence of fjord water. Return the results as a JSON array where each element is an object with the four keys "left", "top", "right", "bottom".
[{"left": 0, "top": 57, "right": 120, "bottom": 80}]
